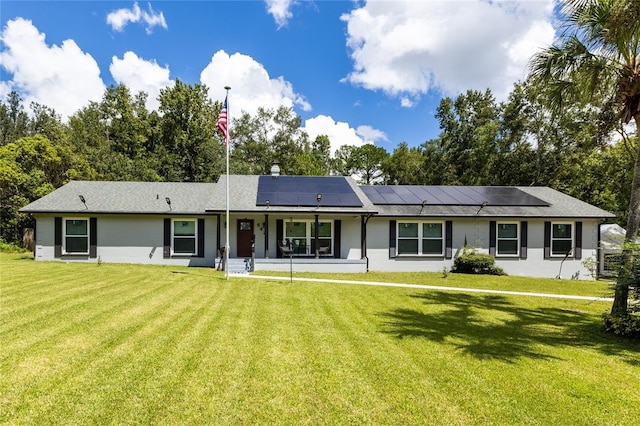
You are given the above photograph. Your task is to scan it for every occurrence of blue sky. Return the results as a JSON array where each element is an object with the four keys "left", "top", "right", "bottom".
[{"left": 0, "top": 1, "right": 558, "bottom": 154}]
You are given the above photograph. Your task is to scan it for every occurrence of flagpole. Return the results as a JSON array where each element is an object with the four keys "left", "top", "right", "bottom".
[{"left": 224, "top": 86, "right": 231, "bottom": 280}]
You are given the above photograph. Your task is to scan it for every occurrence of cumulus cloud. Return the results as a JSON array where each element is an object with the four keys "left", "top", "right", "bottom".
[
  {"left": 200, "top": 50, "right": 311, "bottom": 117},
  {"left": 265, "top": 0, "right": 295, "bottom": 28},
  {"left": 107, "top": 1, "right": 167, "bottom": 34},
  {"left": 356, "top": 125, "right": 388, "bottom": 145},
  {"left": 341, "top": 0, "right": 555, "bottom": 102},
  {"left": 110, "top": 51, "right": 173, "bottom": 111},
  {"left": 0, "top": 18, "right": 105, "bottom": 118},
  {"left": 305, "top": 115, "right": 383, "bottom": 155}
]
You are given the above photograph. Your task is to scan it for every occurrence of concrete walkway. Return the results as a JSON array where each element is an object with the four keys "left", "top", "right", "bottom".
[{"left": 246, "top": 275, "right": 614, "bottom": 302}]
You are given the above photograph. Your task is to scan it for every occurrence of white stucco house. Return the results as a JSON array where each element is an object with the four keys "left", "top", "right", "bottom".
[{"left": 19, "top": 172, "right": 615, "bottom": 280}]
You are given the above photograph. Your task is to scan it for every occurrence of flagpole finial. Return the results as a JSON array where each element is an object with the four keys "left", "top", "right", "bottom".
[{"left": 224, "top": 86, "right": 231, "bottom": 91}]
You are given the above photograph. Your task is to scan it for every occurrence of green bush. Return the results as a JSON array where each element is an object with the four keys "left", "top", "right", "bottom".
[
  {"left": 601, "top": 313, "right": 640, "bottom": 338},
  {"left": 0, "top": 239, "right": 29, "bottom": 253},
  {"left": 452, "top": 252, "right": 506, "bottom": 276}
]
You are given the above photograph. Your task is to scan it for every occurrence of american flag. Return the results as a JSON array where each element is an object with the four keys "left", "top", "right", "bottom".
[{"left": 217, "top": 96, "right": 229, "bottom": 146}]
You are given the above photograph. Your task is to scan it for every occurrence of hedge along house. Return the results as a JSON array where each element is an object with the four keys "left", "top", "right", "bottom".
[{"left": 20, "top": 173, "right": 615, "bottom": 279}]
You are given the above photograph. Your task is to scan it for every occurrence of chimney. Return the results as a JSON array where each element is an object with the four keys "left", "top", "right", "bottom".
[{"left": 270, "top": 162, "right": 280, "bottom": 177}]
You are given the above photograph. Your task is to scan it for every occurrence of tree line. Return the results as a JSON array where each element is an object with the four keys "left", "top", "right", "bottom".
[{"left": 0, "top": 77, "right": 634, "bottom": 245}]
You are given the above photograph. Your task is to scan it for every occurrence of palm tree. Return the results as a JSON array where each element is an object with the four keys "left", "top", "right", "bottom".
[{"left": 528, "top": 0, "right": 640, "bottom": 316}]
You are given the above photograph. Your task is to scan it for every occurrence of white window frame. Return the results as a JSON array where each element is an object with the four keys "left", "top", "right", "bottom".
[
  {"left": 284, "top": 220, "right": 333, "bottom": 256},
  {"left": 172, "top": 219, "right": 198, "bottom": 256},
  {"left": 551, "top": 222, "right": 574, "bottom": 257},
  {"left": 496, "top": 221, "right": 519, "bottom": 257},
  {"left": 63, "top": 217, "right": 89, "bottom": 255},
  {"left": 397, "top": 221, "right": 444, "bottom": 257}
]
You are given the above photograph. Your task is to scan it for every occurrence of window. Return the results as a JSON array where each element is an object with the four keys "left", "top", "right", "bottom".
[
  {"left": 551, "top": 222, "right": 573, "bottom": 256},
  {"left": 397, "top": 221, "right": 443, "bottom": 256},
  {"left": 496, "top": 222, "right": 519, "bottom": 256},
  {"left": 173, "top": 219, "right": 197, "bottom": 255},
  {"left": 284, "top": 220, "right": 333, "bottom": 256},
  {"left": 64, "top": 218, "right": 89, "bottom": 254}
]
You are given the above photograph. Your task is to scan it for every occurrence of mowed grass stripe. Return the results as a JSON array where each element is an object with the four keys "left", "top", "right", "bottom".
[
  {"left": 52, "top": 281, "right": 232, "bottom": 425},
  {"left": 1, "top": 273, "right": 181, "bottom": 361},
  {"left": 1, "top": 253, "right": 639, "bottom": 425},
  {"left": 3, "top": 275, "right": 230, "bottom": 424},
  {"left": 314, "top": 284, "right": 471, "bottom": 424}
]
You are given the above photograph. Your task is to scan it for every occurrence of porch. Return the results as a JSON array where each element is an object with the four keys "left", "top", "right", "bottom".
[{"left": 221, "top": 256, "right": 368, "bottom": 274}]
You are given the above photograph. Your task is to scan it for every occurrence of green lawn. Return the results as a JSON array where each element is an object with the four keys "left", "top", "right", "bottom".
[{"left": 1, "top": 253, "right": 638, "bottom": 425}]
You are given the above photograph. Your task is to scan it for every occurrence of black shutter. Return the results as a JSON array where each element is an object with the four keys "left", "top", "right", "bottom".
[
  {"left": 574, "top": 221, "right": 582, "bottom": 259},
  {"left": 197, "top": 218, "right": 205, "bottom": 257},
  {"left": 445, "top": 220, "right": 453, "bottom": 259},
  {"left": 489, "top": 221, "right": 496, "bottom": 257},
  {"left": 163, "top": 218, "right": 171, "bottom": 258},
  {"left": 544, "top": 221, "right": 551, "bottom": 259},
  {"left": 276, "top": 219, "right": 283, "bottom": 258},
  {"left": 389, "top": 220, "right": 396, "bottom": 258},
  {"left": 89, "top": 217, "right": 97, "bottom": 258},
  {"left": 54, "top": 217, "right": 62, "bottom": 258},
  {"left": 334, "top": 220, "right": 341, "bottom": 259},
  {"left": 520, "top": 221, "right": 528, "bottom": 259}
]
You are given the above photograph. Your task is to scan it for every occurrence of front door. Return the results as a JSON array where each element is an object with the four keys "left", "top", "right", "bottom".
[{"left": 237, "top": 219, "right": 254, "bottom": 257}]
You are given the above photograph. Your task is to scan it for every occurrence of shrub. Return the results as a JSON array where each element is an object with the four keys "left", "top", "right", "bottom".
[
  {"left": 452, "top": 252, "right": 506, "bottom": 276},
  {"left": 601, "top": 313, "right": 640, "bottom": 338},
  {"left": 0, "top": 239, "right": 29, "bottom": 253}
]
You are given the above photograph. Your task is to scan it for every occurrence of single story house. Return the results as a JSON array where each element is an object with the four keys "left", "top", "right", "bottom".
[{"left": 19, "top": 170, "right": 615, "bottom": 279}]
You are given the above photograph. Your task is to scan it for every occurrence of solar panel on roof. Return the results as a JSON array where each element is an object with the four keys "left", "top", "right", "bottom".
[
  {"left": 256, "top": 176, "right": 363, "bottom": 207},
  {"left": 359, "top": 186, "right": 385, "bottom": 204},
  {"left": 360, "top": 185, "right": 550, "bottom": 206}
]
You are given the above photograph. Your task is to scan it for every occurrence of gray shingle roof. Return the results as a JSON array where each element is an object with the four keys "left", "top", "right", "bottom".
[
  {"left": 19, "top": 181, "right": 216, "bottom": 215},
  {"left": 19, "top": 179, "right": 615, "bottom": 219}
]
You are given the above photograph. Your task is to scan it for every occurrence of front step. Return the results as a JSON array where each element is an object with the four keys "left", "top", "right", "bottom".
[{"left": 220, "top": 258, "right": 253, "bottom": 275}]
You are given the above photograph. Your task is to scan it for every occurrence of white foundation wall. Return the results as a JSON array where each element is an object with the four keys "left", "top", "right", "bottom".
[
  {"left": 365, "top": 217, "right": 600, "bottom": 280},
  {"left": 33, "top": 214, "right": 218, "bottom": 267}
]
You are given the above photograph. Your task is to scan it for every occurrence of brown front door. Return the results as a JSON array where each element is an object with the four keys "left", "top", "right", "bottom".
[{"left": 237, "top": 219, "right": 254, "bottom": 257}]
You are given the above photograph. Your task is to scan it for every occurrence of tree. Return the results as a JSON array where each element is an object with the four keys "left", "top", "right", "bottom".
[
  {"left": 157, "top": 80, "right": 224, "bottom": 182},
  {"left": 0, "top": 135, "right": 95, "bottom": 243},
  {"left": 339, "top": 143, "right": 389, "bottom": 185},
  {"left": 383, "top": 142, "right": 425, "bottom": 184},
  {"left": 230, "top": 106, "right": 309, "bottom": 175},
  {"left": 528, "top": 0, "right": 640, "bottom": 316},
  {"left": 0, "top": 91, "right": 29, "bottom": 146},
  {"left": 434, "top": 89, "right": 501, "bottom": 185}
]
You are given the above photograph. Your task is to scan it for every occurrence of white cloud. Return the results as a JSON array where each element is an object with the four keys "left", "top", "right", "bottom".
[
  {"left": 304, "top": 115, "right": 371, "bottom": 155},
  {"left": 341, "top": 0, "right": 555, "bottom": 102},
  {"left": 107, "top": 1, "right": 167, "bottom": 34},
  {"left": 0, "top": 81, "right": 12, "bottom": 100},
  {"left": 200, "top": 50, "right": 311, "bottom": 118},
  {"left": 265, "top": 0, "right": 295, "bottom": 29},
  {"left": 110, "top": 51, "right": 173, "bottom": 112},
  {"left": 0, "top": 18, "right": 105, "bottom": 118},
  {"left": 356, "top": 125, "right": 388, "bottom": 144}
]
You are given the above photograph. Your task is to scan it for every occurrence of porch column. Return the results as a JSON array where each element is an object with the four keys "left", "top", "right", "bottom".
[
  {"left": 264, "top": 214, "right": 269, "bottom": 258},
  {"left": 314, "top": 214, "right": 319, "bottom": 258}
]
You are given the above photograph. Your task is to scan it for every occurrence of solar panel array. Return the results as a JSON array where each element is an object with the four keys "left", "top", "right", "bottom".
[
  {"left": 257, "top": 176, "right": 363, "bottom": 207},
  {"left": 359, "top": 185, "right": 550, "bottom": 206}
]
